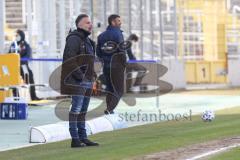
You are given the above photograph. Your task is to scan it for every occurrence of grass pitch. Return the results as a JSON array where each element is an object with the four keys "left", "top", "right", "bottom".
[{"left": 0, "top": 106, "right": 239, "bottom": 160}]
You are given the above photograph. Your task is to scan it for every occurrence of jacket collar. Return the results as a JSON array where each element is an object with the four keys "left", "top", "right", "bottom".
[
  {"left": 107, "top": 25, "right": 123, "bottom": 32},
  {"left": 77, "top": 28, "right": 91, "bottom": 37},
  {"left": 67, "top": 28, "right": 90, "bottom": 40}
]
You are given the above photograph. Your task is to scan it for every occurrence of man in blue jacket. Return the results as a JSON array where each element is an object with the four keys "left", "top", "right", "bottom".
[{"left": 97, "top": 14, "right": 126, "bottom": 114}]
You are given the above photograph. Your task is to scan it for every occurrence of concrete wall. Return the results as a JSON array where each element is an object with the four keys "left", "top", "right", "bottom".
[
  {"left": 228, "top": 58, "right": 240, "bottom": 87},
  {"left": 161, "top": 59, "right": 186, "bottom": 90}
]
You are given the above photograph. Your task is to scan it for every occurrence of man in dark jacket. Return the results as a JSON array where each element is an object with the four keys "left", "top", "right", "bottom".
[
  {"left": 61, "top": 14, "right": 99, "bottom": 148},
  {"left": 97, "top": 14, "right": 126, "bottom": 114},
  {"left": 9, "top": 29, "right": 41, "bottom": 100}
]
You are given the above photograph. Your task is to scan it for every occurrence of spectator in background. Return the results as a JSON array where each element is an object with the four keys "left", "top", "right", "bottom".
[
  {"left": 9, "top": 29, "right": 41, "bottom": 101},
  {"left": 126, "top": 34, "right": 147, "bottom": 91}
]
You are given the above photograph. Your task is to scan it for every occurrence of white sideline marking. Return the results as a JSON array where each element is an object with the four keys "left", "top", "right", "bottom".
[{"left": 186, "top": 144, "right": 240, "bottom": 160}]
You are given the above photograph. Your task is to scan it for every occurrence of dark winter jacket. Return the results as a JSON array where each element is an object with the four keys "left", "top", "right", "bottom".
[{"left": 61, "top": 28, "right": 95, "bottom": 95}]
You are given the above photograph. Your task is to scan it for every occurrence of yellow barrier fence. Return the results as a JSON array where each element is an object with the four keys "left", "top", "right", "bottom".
[{"left": 0, "top": 53, "right": 21, "bottom": 102}]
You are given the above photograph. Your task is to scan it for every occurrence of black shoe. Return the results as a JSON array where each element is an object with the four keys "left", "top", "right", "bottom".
[
  {"left": 104, "top": 110, "right": 114, "bottom": 115},
  {"left": 71, "top": 139, "right": 85, "bottom": 148},
  {"left": 80, "top": 139, "right": 99, "bottom": 146}
]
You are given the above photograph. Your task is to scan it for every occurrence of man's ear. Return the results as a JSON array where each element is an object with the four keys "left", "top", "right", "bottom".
[
  {"left": 111, "top": 21, "right": 115, "bottom": 26},
  {"left": 77, "top": 22, "right": 81, "bottom": 29}
]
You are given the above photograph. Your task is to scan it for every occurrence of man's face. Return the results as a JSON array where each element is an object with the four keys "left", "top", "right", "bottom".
[
  {"left": 112, "top": 17, "right": 122, "bottom": 28},
  {"left": 78, "top": 17, "right": 93, "bottom": 33}
]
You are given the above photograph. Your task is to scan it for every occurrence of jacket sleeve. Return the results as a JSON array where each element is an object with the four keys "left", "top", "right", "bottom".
[
  {"left": 8, "top": 43, "right": 14, "bottom": 53},
  {"left": 114, "top": 31, "right": 124, "bottom": 44},
  {"left": 126, "top": 48, "right": 136, "bottom": 60},
  {"left": 89, "top": 39, "right": 96, "bottom": 56},
  {"left": 96, "top": 36, "right": 103, "bottom": 58},
  {"left": 24, "top": 43, "right": 32, "bottom": 58},
  {"left": 63, "top": 35, "right": 84, "bottom": 81},
  {"left": 96, "top": 35, "right": 111, "bottom": 58},
  {"left": 9, "top": 42, "right": 17, "bottom": 53}
]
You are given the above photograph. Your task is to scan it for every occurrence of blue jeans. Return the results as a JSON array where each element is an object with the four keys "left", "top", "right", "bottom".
[{"left": 69, "top": 81, "right": 93, "bottom": 140}]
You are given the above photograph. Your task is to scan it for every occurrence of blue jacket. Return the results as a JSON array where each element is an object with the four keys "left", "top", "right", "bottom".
[
  {"left": 96, "top": 25, "right": 124, "bottom": 68},
  {"left": 9, "top": 41, "right": 32, "bottom": 65}
]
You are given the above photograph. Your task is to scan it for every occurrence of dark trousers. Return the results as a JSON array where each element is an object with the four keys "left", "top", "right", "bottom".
[{"left": 103, "top": 53, "right": 126, "bottom": 112}]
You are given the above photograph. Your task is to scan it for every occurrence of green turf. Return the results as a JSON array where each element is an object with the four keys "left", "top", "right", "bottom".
[
  {"left": 208, "top": 147, "right": 240, "bottom": 160},
  {"left": 216, "top": 106, "right": 240, "bottom": 115},
  {"left": 0, "top": 113, "right": 240, "bottom": 160}
]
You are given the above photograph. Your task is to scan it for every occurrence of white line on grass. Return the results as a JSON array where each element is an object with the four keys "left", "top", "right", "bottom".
[{"left": 186, "top": 143, "right": 240, "bottom": 160}]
